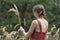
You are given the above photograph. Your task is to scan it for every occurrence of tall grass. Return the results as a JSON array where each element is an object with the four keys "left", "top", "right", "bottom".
[{"left": 0, "top": 24, "right": 60, "bottom": 40}]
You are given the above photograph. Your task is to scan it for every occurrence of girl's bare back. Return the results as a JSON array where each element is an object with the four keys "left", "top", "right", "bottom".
[{"left": 35, "top": 18, "right": 48, "bottom": 33}]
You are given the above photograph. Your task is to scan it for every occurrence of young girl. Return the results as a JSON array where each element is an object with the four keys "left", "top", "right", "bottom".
[{"left": 18, "top": 4, "right": 48, "bottom": 40}]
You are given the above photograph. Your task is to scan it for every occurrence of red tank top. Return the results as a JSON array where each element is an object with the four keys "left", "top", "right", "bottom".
[{"left": 30, "top": 20, "right": 48, "bottom": 40}]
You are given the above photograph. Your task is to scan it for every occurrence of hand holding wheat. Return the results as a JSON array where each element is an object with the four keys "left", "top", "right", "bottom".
[
  {"left": 18, "top": 26, "right": 25, "bottom": 32},
  {"left": 18, "top": 26, "right": 27, "bottom": 36}
]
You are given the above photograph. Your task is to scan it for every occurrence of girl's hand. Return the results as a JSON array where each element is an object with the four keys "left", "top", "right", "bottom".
[
  {"left": 18, "top": 26, "right": 27, "bottom": 36},
  {"left": 18, "top": 26, "right": 25, "bottom": 32}
]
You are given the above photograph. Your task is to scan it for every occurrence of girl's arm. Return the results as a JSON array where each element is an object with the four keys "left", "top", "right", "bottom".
[{"left": 19, "top": 20, "right": 36, "bottom": 39}]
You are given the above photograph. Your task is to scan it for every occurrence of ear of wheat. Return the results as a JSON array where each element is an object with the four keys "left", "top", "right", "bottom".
[
  {"left": 8, "top": 3, "right": 21, "bottom": 26},
  {"left": 8, "top": 3, "right": 19, "bottom": 16}
]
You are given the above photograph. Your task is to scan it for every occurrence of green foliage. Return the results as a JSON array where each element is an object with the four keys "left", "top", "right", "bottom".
[{"left": 0, "top": 0, "right": 59, "bottom": 32}]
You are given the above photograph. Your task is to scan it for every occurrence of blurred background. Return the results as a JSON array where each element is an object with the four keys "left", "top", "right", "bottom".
[{"left": 0, "top": 0, "right": 60, "bottom": 40}]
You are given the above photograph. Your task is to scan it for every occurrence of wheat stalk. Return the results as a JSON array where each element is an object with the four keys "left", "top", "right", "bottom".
[
  {"left": 8, "top": 3, "right": 21, "bottom": 26},
  {"left": 51, "top": 24, "right": 56, "bottom": 32}
]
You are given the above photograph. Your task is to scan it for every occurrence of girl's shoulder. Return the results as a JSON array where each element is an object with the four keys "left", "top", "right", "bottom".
[
  {"left": 32, "top": 20, "right": 37, "bottom": 23},
  {"left": 32, "top": 20, "right": 38, "bottom": 25},
  {"left": 43, "top": 19, "right": 48, "bottom": 24}
]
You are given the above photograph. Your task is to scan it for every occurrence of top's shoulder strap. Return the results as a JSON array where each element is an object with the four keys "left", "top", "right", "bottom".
[{"left": 37, "top": 20, "right": 42, "bottom": 32}]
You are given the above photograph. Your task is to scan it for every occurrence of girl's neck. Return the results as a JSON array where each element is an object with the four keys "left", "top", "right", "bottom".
[{"left": 36, "top": 16, "right": 44, "bottom": 19}]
